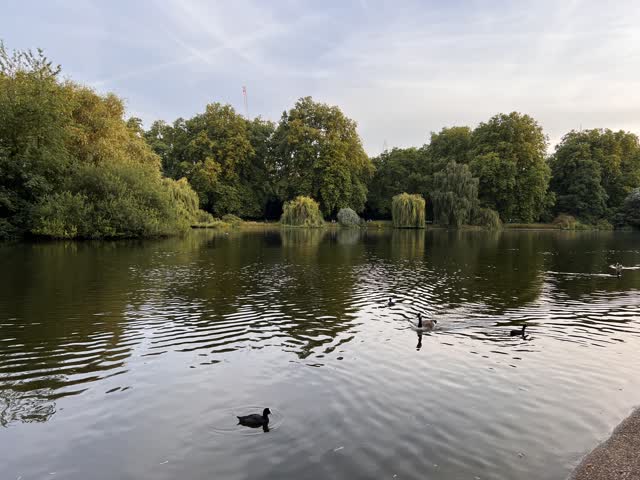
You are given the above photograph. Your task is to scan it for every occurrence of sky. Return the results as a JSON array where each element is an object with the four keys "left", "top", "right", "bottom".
[{"left": 2, "top": 0, "right": 640, "bottom": 155}]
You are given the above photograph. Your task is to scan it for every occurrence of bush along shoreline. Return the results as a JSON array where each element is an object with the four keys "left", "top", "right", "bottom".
[{"left": 2, "top": 42, "right": 640, "bottom": 240}]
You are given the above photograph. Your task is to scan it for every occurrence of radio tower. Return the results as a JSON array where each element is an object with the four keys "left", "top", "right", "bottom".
[{"left": 242, "top": 85, "right": 249, "bottom": 118}]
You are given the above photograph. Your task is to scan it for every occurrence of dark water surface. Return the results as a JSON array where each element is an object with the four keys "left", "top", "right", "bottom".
[{"left": 1, "top": 229, "right": 640, "bottom": 480}]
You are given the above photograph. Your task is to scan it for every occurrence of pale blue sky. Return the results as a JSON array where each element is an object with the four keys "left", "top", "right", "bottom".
[{"left": 3, "top": 0, "right": 640, "bottom": 154}]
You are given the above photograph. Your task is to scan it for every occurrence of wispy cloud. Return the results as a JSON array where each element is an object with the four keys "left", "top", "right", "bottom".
[{"left": 2, "top": 0, "right": 640, "bottom": 153}]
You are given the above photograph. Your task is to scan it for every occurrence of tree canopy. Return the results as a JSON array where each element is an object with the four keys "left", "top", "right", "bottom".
[
  {"left": 3, "top": 41, "right": 640, "bottom": 237},
  {"left": 271, "top": 97, "right": 374, "bottom": 216},
  {"left": 431, "top": 161, "right": 479, "bottom": 227},
  {"left": 0, "top": 42, "right": 200, "bottom": 239},
  {"left": 550, "top": 129, "right": 640, "bottom": 222},
  {"left": 470, "top": 112, "right": 552, "bottom": 223}
]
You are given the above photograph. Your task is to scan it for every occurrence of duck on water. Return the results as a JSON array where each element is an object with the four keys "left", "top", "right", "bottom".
[
  {"left": 510, "top": 325, "right": 527, "bottom": 338},
  {"left": 610, "top": 263, "right": 624, "bottom": 277},
  {"left": 237, "top": 408, "right": 271, "bottom": 428},
  {"left": 413, "top": 313, "right": 437, "bottom": 331}
]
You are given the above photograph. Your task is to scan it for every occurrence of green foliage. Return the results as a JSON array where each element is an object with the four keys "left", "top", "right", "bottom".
[
  {"left": 391, "top": 193, "right": 425, "bottom": 229},
  {"left": 367, "top": 147, "right": 430, "bottom": 218},
  {"left": 272, "top": 97, "right": 373, "bottom": 216},
  {"left": 470, "top": 112, "right": 551, "bottom": 223},
  {"left": 624, "top": 188, "right": 640, "bottom": 227},
  {"left": 0, "top": 42, "right": 197, "bottom": 239},
  {"left": 427, "top": 126, "right": 473, "bottom": 166},
  {"left": 280, "top": 196, "right": 324, "bottom": 227},
  {"left": 471, "top": 207, "right": 502, "bottom": 230},
  {"left": 552, "top": 214, "right": 588, "bottom": 230},
  {"left": 550, "top": 129, "right": 640, "bottom": 222},
  {"left": 194, "top": 210, "right": 215, "bottom": 224},
  {"left": 337, "top": 208, "right": 362, "bottom": 227},
  {"left": 32, "top": 161, "right": 190, "bottom": 239},
  {"left": 594, "top": 219, "right": 613, "bottom": 230},
  {"left": 221, "top": 213, "right": 243, "bottom": 227},
  {"left": 431, "top": 161, "right": 479, "bottom": 227},
  {"left": 0, "top": 42, "right": 70, "bottom": 238}
]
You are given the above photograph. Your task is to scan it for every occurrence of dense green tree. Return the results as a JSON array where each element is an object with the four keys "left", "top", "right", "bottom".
[
  {"left": 0, "top": 42, "right": 199, "bottom": 239},
  {"left": 549, "top": 135, "right": 607, "bottom": 221},
  {"left": 272, "top": 97, "right": 373, "bottom": 216},
  {"left": 550, "top": 129, "right": 640, "bottom": 221},
  {"left": 426, "top": 126, "right": 473, "bottom": 167},
  {"left": 145, "top": 107, "right": 274, "bottom": 218},
  {"left": 624, "top": 188, "right": 640, "bottom": 227},
  {"left": 431, "top": 161, "right": 479, "bottom": 227},
  {"left": 0, "top": 43, "right": 69, "bottom": 238},
  {"left": 366, "top": 147, "right": 429, "bottom": 218},
  {"left": 470, "top": 112, "right": 552, "bottom": 223}
]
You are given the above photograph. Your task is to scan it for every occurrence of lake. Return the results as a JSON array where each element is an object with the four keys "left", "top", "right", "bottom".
[{"left": 1, "top": 228, "right": 639, "bottom": 480}]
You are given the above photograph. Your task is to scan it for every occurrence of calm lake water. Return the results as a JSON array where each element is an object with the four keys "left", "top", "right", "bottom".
[{"left": 1, "top": 228, "right": 640, "bottom": 480}]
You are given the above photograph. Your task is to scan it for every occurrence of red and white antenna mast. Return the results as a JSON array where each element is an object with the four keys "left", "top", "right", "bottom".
[{"left": 242, "top": 85, "right": 249, "bottom": 118}]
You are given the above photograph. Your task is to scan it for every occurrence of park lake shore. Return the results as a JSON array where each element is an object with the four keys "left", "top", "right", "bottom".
[{"left": 571, "top": 408, "right": 640, "bottom": 480}]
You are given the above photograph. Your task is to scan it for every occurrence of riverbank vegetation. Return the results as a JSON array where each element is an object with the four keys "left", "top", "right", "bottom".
[
  {"left": 392, "top": 193, "right": 426, "bottom": 229},
  {"left": 280, "top": 196, "right": 324, "bottom": 228},
  {"left": 2, "top": 42, "right": 640, "bottom": 239}
]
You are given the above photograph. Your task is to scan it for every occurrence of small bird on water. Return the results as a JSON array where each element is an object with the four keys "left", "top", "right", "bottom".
[
  {"left": 610, "top": 263, "right": 623, "bottom": 277},
  {"left": 388, "top": 298, "right": 395, "bottom": 307},
  {"left": 237, "top": 408, "right": 271, "bottom": 428},
  {"left": 510, "top": 325, "right": 527, "bottom": 337},
  {"left": 414, "top": 312, "right": 437, "bottom": 331}
]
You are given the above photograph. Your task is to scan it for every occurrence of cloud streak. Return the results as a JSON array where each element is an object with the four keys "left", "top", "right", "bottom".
[{"left": 2, "top": 0, "right": 640, "bottom": 153}]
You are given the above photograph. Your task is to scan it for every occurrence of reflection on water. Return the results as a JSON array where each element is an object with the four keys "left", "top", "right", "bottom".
[{"left": 1, "top": 229, "right": 639, "bottom": 480}]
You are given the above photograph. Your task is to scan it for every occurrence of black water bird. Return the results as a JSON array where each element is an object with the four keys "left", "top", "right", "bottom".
[
  {"left": 510, "top": 325, "right": 526, "bottom": 337},
  {"left": 415, "top": 312, "right": 437, "bottom": 331},
  {"left": 388, "top": 298, "right": 395, "bottom": 307},
  {"left": 237, "top": 408, "right": 271, "bottom": 428}
]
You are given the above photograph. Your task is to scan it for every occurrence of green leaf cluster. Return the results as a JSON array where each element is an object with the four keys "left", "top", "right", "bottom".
[
  {"left": 280, "top": 196, "right": 324, "bottom": 228},
  {"left": 391, "top": 193, "right": 425, "bottom": 229}
]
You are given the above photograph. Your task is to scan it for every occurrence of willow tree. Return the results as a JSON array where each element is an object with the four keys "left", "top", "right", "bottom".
[
  {"left": 431, "top": 161, "right": 479, "bottom": 227},
  {"left": 392, "top": 193, "right": 425, "bottom": 228},
  {"left": 281, "top": 196, "right": 324, "bottom": 227},
  {"left": 272, "top": 97, "right": 374, "bottom": 216}
]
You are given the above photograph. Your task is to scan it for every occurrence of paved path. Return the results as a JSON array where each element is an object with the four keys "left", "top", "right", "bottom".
[{"left": 571, "top": 408, "right": 640, "bottom": 480}]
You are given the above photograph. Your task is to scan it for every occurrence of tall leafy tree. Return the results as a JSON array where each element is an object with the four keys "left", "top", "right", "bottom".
[
  {"left": 549, "top": 134, "right": 607, "bottom": 221},
  {"left": 470, "top": 112, "right": 552, "bottom": 223},
  {"left": 366, "top": 147, "right": 429, "bottom": 218},
  {"left": 0, "top": 43, "right": 69, "bottom": 237},
  {"left": 550, "top": 129, "right": 640, "bottom": 221},
  {"left": 272, "top": 97, "right": 373, "bottom": 216},
  {"left": 426, "top": 126, "right": 473, "bottom": 167},
  {"left": 0, "top": 42, "right": 200, "bottom": 239},
  {"left": 145, "top": 104, "right": 261, "bottom": 217},
  {"left": 431, "top": 161, "right": 479, "bottom": 227}
]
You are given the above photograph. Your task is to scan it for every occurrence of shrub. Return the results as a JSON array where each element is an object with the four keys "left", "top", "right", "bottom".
[
  {"left": 194, "top": 210, "right": 215, "bottom": 224},
  {"left": 595, "top": 219, "right": 613, "bottom": 230},
  {"left": 553, "top": 213, "right": 578, "bottom": 230},
  {"left": 624, "top": 188, "right": 640, "bottom": 227},
  {"left": 221, "top": 213, "right": 243, "bottom": 227},
  {"left": 552, "top": 214, "right": 589, "bottom": 230},
  {"left": 472, "top": 207, "right": 502, "bottom": 230},
  {"left": 391, "top": 193, "right": 425, "bottom": 229},
  {"left": 337, "top": 208, "right": 362, "bottom": 227},
  {"left": 280, "top": 196, "right": 324, "bottom": 227},
  {"left": 32, "top": 161, "right": 192, "bottom": 239}
]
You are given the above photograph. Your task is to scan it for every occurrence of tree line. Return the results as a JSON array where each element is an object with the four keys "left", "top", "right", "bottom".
[{"left": 1, "top": 43, "right": 639, "bottom": 239}]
